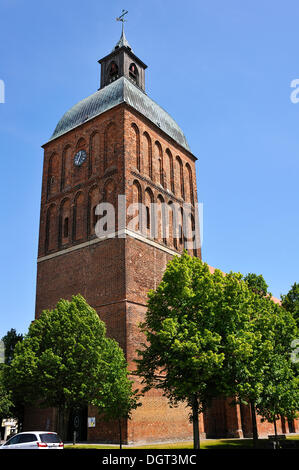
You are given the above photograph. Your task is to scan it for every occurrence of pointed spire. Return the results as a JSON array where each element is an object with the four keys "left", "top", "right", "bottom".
[
  {"left": 113, "top": 9, "right": 133, "bottom": 52},
  {"left": 113, "top": 24, "right": 133, "bottom": 52}
]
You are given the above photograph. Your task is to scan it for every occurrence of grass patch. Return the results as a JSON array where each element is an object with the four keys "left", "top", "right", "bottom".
[{"left": 65, "top": 435, "right": 299, "bottom": 450}]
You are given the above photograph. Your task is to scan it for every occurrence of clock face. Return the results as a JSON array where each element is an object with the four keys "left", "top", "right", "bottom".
[{"left": 74, "top": 150, "right": 87, "bottom": 167}]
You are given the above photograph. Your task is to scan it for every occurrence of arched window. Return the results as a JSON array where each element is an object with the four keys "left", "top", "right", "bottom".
[
  {"left": 88, "top": 186, "right": 100, "bottom": 237},
  {"left": 167, "top": 201, "right": 174, "bottom": 248},
  {"left": 63, "top": 217, "right": 69, "bottom": 238},
  {"left": 47, "top": 153, "right": 60, "bottom": 197},
  {"left": 103, "top": 179, "right": 115, "bottom": 205},
  {"left": 156, "top": 195, "right": 167, "bottom": 244},
  {"left": 59, "top": 198, "right": 71, "bottom": 246},
  {"left": 186, "top": 163, "right": 194, "bottom": 205},
  {"left": 143, "top": 132, "right": 152, "bottom": 179},
  {"left": 61, "top": 145, "right": 72, "bottom": 190},
  {"left": 191, "top": 213, "right": 197, "bottom": 256},
  {"left": 165, "top": 149, "right": 174, "bottom": 193},
  {"left": 178, "top": 207, "right": 184, "bottom": 249},
  {"left": 176, "top": 156, "right": 185, "bottom": 199},
  {"left": 131, "top": 123, "right": 141, "bottom": 171},
  {"left": 73, "top": 192, "right": 85, "bottom": 241},
  {"left": 154, "top": 141, "right": 163, "bottom": 186},
  {"left": 129, "top": 63, "right": 138, "bottom": 84},
  {"left": 144, "top": 187, "right": 154, "bottom": 238},
  {"left": 109, "top": 61, "right": 119, "bottom": 82},
  {"left": 45, "top": 204, "right": 57, "bottom": 252},
  {"left": 130, "top": 180, "right": 142, "bottom": 232},
  {"left": 146, "top": 206, "right": 150, "bottom": 230}
]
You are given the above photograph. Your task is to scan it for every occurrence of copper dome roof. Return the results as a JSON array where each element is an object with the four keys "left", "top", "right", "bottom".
[{"left": 49, "top": 77, "right": 191, "bottom": 152}]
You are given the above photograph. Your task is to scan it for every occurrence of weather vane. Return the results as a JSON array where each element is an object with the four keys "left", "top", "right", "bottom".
[{"left": 116, "top": 9, "right": 128, "bottom": 33}]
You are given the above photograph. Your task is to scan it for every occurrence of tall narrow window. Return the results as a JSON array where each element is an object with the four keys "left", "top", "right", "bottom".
[
  {"left": 165, "top": 149, "right": 174, "bottom": 193},
  {"left": 73, "top": 192, "right": 85, "bottom": 241},
  {"left": 47, "top": 153, "right": 59, "bottom": 197},
  {"left": 186, "top": 163, "right": 194, "bottom": 205},
  {"left": 145, "top": 188, "right": 154, "bottom": 239},
  {"left": 176, "top": 156, "right": 184, "bottom": 199},
  {"left": 159, "top": 158, "right": 163, "bottom": 185},
  {"left": 61, "top": 145, "right": 72, "bottom": 190},
  {"left": 129, "top": 63, "right": 138, "bottom": 84},
  {"left": 109, "top": 61, "right": 119, "bottom": 82},
  {"left": 88, "top": 186, "right": 100, "bottom": 237},
  {"left": 131, "top": 124, "right": 140, "bottom": 171},
  {"left": 155, "top": 141, "right": 163, "bottom": 186},
  {"left": 146, "top": 206, "right": 150, "bottom": 230},
  {"left": 131, "top": 181, "right": 142, "bottom": 232},
  {"left": 143, "top": 132, "right": 152, "bottom": 179},
  {"left": 63, "top": 217, "right": 69, "bottom": 238},
  {"left": 45, "top": 204, "right": 57, "bottom": 252}
]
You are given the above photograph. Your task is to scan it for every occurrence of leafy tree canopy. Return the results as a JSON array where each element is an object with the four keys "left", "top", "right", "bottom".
[
  {"left": 282, "top": 282, "right": 299, "bottom": 326},
  {"left": 243, "top": 273, "right": 269, "bottom": 297}
]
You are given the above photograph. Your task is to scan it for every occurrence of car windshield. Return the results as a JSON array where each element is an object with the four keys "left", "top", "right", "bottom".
[{"left": 40, "top": 433, "right": 61, "bottom": 443}]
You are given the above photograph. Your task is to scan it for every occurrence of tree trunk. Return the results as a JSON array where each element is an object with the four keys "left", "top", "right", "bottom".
[
  {"left": 57, "top": 405, "right": 69, "bottom": 442},
  {"left": 250, "top": 401, "right": 258, "bottom": 447},
  {"left": 191, "top": 395, "right": 200, "bottom": 450},
  {"left": 118, "top": 418, "right": 122, "bottom": 450},
  {"left": 273, "top": 416, "right": 277, "bottom": 438},
  {"left": 273, "top": 415, "right": 279, "bottom": 449}
]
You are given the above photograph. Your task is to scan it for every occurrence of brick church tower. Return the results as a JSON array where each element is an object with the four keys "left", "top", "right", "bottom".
[
  {"left": 27, "top": 22, "right": 299, "bottom": 443},
  {"left": 32, "top": 26, "right": 200, "bottom": 443}
]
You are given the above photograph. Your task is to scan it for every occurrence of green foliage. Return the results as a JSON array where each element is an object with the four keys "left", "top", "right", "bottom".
[
  {"left": 0, "top": 367, "right": 13, "bottom": 418},
  {"left": 4, "top": 295, "right": 137, "bottom": 423},
  {"left": 256, "top": 354, "right": 299, "bottom": 423},
  {"left": 282, "top": 282, "right": 299, "bottom": 326},
  {"left": 221, "top": 293, "right": 297, "bottom": 405},
  {"left": 5, "top": 295, "right": 108, "bottom": 410},
  {"left": 92, "top": 337, "right": 140, "bottom": 421},
  {"left": 136, "top": 252, "right": 225, "bottom": 411},
  {"left": 243, "top": 273, "right": 269, "bottom": 297},
  {"left": 136, "top": 251, "right": 299, "bottom": 447},
  {"left": 1, "top": 328, "right": 23, "bottom": 365}
]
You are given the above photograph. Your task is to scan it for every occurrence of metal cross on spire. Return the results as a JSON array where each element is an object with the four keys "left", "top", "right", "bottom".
[
  {"left": 114, "top": 9, "right": 132, "bottom": 52},
  {"left": 116, "top": 9, "right": 128, "bottom": 33}
]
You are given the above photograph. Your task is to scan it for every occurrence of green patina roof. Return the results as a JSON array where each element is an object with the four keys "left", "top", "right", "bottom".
[{"left": 49, "top": 77, "right": 191, "bottom": 152}]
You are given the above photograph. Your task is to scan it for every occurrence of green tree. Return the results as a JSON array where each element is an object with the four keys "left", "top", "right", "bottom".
[
  {"left": 2, "top": 329, "right": 23, "bottom": 365},
  {"left": 1, "top": 330, "right": 24, "bottom": 430},
  {"left": 135, "top": 252, "right": 298, "bottom": 449},
  {"left": 239, "top": 272, "right": 270, "bottom": 443},
  {"left": 256, "top": 354, "right": 299, "bottom": 445},
  {"left": 135, "top": 252, "right": 225, "bottom": 449},
  {"left": 4, "top": 295, "right": 132, "bottom": 440},
  {"left": 0, "top": 367, "right": 13, "bottom": 419},
  {"left": 281, "top": 282, "right": 299, "bottom": 327},
  {"left": 93, "top": 339, "right": 141, "bottom": 449},
  {"left": 210, "top": 271, "right": 268, "bottom": 446},
  {"left": 243, "top": 273, "right": 268, "bottom": 297},
  {"left": 220, "top": 290, "right": 297, "bottom": 447}
]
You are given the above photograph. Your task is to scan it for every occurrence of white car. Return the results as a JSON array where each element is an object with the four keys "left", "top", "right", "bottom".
[{"left": 0, "top": 431, "right": 64, "bottom": 449}]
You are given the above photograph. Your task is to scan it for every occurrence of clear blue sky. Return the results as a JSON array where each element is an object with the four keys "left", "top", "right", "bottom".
[{"left": 0, "top": 0, "right": 298, "bottom": 338}]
